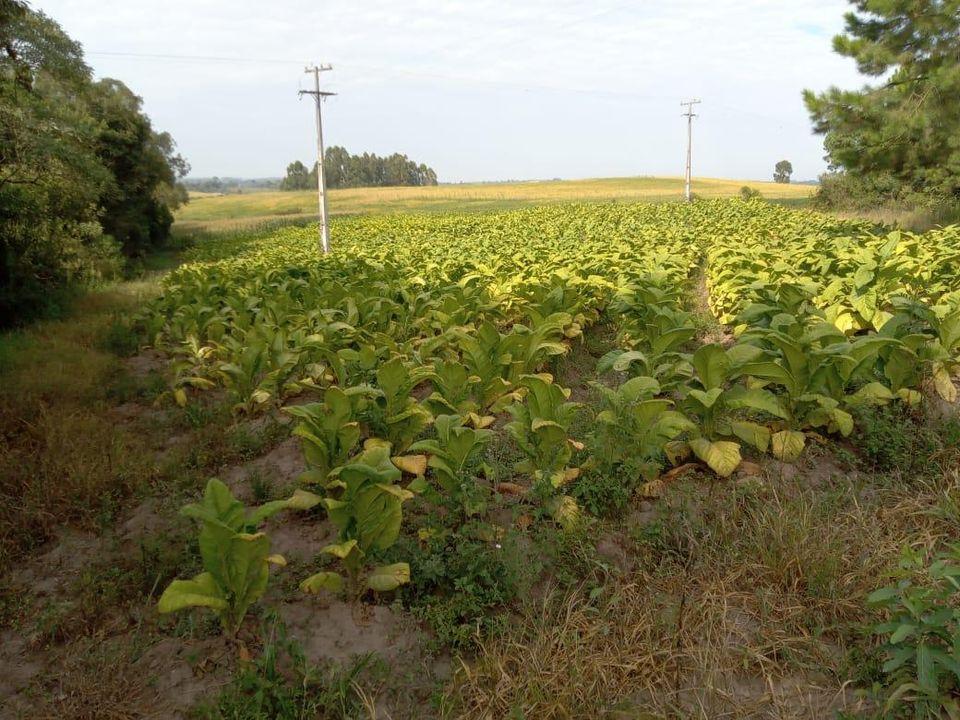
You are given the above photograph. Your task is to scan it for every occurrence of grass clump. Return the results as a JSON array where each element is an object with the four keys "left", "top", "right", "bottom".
[{"left": 195, "top": 616, "right": 380, "bottom": 720}]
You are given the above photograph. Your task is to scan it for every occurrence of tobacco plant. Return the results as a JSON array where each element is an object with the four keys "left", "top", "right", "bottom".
[
  {"left": 589, "top": 376, "right": 695, "bottom": 477},
  {"left": 505, "top": 374, "right": 583, "bottom": 524},
  {"left": 283, "top": 386, "right": 377, "bottom": 484},
  {"left": 369, "top": 356, "right": 433, "bottom": 452},
  {"left": 674, "top": 343, "right": 785, "bottom": 476},
  {"left": 409, "top": 414, "right": 494, "bottom": 517},
  {"left": 300, "top": 440, "right": 412, "bottom": 595},
  {"left": 158, "top": 478, "right": 320, "bottom": 635}
]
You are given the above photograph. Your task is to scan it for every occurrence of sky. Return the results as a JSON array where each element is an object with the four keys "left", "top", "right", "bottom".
[{"left": 34, "top": 0, "right": 868, "bottom": 183}]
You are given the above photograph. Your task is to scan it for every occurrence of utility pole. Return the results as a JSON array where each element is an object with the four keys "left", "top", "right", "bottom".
[
  {"left": 681, "top": 99, "right": 701, "bottom": 202},
  {"left": 299, "top": 65, "right": 335, "bottom": 253}
]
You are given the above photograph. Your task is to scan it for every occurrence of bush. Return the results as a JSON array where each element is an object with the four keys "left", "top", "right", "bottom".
[
  {"left": 813, "top": 171, "right": 905, "bottom": 210},
  {"left": 386, "top": 526, "right": 523, "bottom": 649},
  {"left": 852, "top": 404, "right": 939, "bottom": 474},
  {"left": 739, "top": 186, "right": 763, "bottom": 200},
  {"left": 867, "top": 545, "right": 960, "bottom": 719},
  {"left": 570, "top": 464, "right": 636, "bottom": 518}
]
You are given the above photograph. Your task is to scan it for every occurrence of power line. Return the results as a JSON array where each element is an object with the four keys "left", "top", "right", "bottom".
[
  {"left": 86, "top": 50, "right": 303, "bottom": 64},
  {"left": 86, "top": 49, "right": 814, "bottom": 135},
  {"left": 85, "top": 49, "right": 674, "bottom": 102}
]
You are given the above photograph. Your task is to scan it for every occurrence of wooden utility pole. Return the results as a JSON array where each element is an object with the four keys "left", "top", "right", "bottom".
[
  {"left": 681, "top": 99, "right": 701, "bottom": 202},
  {"left": 299, "top": 65, "right": 335, "bottom": 253}
]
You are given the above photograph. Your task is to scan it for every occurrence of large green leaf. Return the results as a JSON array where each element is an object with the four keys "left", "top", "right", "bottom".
[
  {"left": 354, "top": 486, "right": 403, "bottom": 551},
  {"left": 729, "top": 420, "right": 771, "bottom": 452},
  {"left": 692, "top": 344, "right": 730, "bottom": 390},
  {"left": 724, "top": 386, "right": 789, "bottom": 419}
]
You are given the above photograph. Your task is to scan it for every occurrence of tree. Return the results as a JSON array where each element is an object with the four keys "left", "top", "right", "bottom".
[
  {"left": 773, "top": 160, "right": 793, "bottom": 184},
  {"left": 280, "top": 147, "right": 439, "bottom": 190},
  {"left": 803, "top": 0, "right": 960, "bottom": 202},
  {"left": 0, "top": 2, "right": 186, "bottom": 325},
  {"left": 280, "top": 160, "right": 313, "bottom": 191},
  {"left": 88, "top": 79, "right": 189, "bottom": 256}
]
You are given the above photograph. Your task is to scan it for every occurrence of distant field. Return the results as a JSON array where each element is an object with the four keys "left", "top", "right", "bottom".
[{"left": 174, "top": 176, "right": 814, "bottom": 229}]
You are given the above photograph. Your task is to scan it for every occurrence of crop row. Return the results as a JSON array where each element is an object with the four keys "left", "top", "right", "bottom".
[{"left": 143, "top": 200, "right": 960, "bottom": 633}]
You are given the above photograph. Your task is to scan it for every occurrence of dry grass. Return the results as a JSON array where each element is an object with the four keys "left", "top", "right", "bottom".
[
  {"left": 444, "top": 463, "right": 960, "bottom": 719},
  {"left": 21, "top": 637, "right": 154, "bottom": 720},
  {"left": 831, "top": 202, "right": 960, "bottom": 232},
  {"left": 0, "top": 281, "right": 161, "bottom": 571},
  {"left": 176, "top": 176, "right": 813, "bottom": 226}
]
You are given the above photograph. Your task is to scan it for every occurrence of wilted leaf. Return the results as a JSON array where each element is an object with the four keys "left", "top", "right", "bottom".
[
  {"left": 689, "top": 438, "right": 741, "bottom": 477},
  {"left": 933, "top": 366, "right": 957, "bottom": 402},
  {"left": 392, "top": 454, "right": 428, "bottom": 475}
]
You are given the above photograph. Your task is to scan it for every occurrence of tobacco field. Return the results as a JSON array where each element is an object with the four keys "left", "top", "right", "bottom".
[{"left": 5, "top": 198, "right": 960, "bottom": 719}]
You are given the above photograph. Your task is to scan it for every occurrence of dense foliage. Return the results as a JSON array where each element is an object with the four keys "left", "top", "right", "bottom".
[
  {"left": 804, "top": 0, "right": 960, "bottom": 204},
  {"left": 144, "top": 199, "right": 960, "bottom": 637},
  {"left": 0, "top": 0, "right": 187, "bottom": 325},
  {"left": 280, "top": 146, "right": 438, "bottom": 191}
]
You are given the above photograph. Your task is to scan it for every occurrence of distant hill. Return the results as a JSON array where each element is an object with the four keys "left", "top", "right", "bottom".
[{"left": 183, "top": 177, "right": 281, "bottom": 193}]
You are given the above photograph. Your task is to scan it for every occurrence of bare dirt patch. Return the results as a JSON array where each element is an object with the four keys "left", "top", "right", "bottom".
[
  {"left": 280, "top": 597, "right": 419, "bottom": 666},
  {"left": 221, "top": 436, "right": 305, "bottom": 501}
]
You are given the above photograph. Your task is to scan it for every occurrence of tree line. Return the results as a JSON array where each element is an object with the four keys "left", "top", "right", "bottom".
[
  {"left": 281, "top": 147, "right": 438, "bottom": 191},
  {"left": 0, "top": 0, "right": 188, "bottom": 326},
  {"left": 183, "top": 177, "right": 280, "bottom": 194}
]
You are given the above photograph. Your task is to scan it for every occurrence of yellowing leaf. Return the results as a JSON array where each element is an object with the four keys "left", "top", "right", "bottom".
[
  {"left": 547, "top": 495, "right": 582, "bottom": 531},
  {"left": 688, "top": 437, "right": 741, "bottom": 477},
  {"left": 664, "top": 440, "right": 691, "bottom": 466},
  {"left": 896, "top": 388, "right": 922, "bottom": 406},
  {"left": 158, "top": 572, "right": 227, "bottom": 614},
  {"left": 174, "top": 388, "right": 188, "bottom": 407},
  {"left": 285, "top": 489, "right": 323, "bottom": 510},
  {"left": 392, "top": 454, "right": 427, "bottom": 475},
  {"left": 562, "top": 467, "right": 581, "bottom": 484},
  {"left": 300, "top": 572, "right": 343, "bottom": 594},
  {"left": 468, "top": 413, "right": 495, "bottom": 429},
  {"left": 933, "top": 366, "right": 957, "bottom": 402},
  {"left": 367, "top": 563, "right": 410, "bottom": 592},
  {"left": 771, "top": 430, "right": 805, "bottom": 462},
  {"left": 321, "top": 539, "right": 358, "bottom": 558}
]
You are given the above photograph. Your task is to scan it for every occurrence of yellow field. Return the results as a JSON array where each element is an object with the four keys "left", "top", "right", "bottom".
[{"left": 175, "top": 175, "right": 813, "bottom": 229}]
